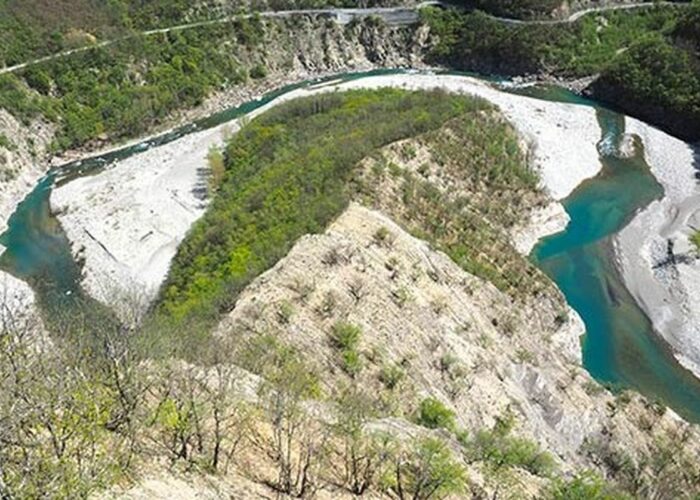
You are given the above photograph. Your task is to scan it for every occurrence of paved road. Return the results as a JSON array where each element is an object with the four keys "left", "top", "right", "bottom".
[
  {"left": 0, "top": 1, "right": 689, "bottom": 75},
  {"left": 495, "top": 1, "right": 685, "bottom": 25}
]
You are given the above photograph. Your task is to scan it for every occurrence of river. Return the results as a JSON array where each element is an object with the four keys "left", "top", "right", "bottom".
[{"left": 2, "top": 69, "right": 700, "bottom": 421}]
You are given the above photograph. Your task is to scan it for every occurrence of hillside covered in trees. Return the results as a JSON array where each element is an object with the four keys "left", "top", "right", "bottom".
[
  {"left": 423, "top": 1, "right": 700, "bottom": 141},
  {"left": 3, "top": 89, "right": 700, "bottom": 498},
  {"left": 2, "top": 1, "right": 700, "bottom": 497}
]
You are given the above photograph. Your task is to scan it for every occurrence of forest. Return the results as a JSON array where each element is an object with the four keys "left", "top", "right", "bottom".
[
  {"left": 0, "top": 14, "right": 267, "bottom": 150},
  {"left": 0, "top": 0, "right": 404, "bottom": 66},
  {"left": 423, "top": 2, "right": 700, "bottom": 140},
  {"left": 1, "top": 1, "right": 699, "bottom": 154}
]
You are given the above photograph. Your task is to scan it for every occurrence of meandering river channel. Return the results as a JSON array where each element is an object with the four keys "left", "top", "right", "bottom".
[{"left": 3, "top": 69, "right": 700, "bottom": 420}]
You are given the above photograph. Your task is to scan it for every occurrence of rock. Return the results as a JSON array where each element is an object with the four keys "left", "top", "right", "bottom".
[{"left": 217, "top": 203, "right": 695, "bottom": 474}]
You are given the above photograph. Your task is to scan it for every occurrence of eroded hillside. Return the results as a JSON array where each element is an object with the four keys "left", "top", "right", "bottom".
[{"left": 2, "top": 88, "right": 699, "bottom": 499}]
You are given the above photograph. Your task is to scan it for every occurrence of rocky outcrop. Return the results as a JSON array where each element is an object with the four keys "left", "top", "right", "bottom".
[
  {"left": 0, "top": 270, "right": 45, "bottom": 341},
  {"left": 217, "top": 202, "right": 700, "bottom": 485}
]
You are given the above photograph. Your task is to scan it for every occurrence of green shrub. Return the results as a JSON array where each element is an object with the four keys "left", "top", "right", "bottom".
[
  {"left": 381, "top": 437, "right": 468, "bottom": 499},
  {"left": 249, "top": 63, "right": 267, "bottom": 79},
  {"left": 379, "top": 363, "right": 405, "bottom": 390},
  {"left": 465, "top": 412, "right": 556, "bottom": 477},
  {"left": 416, "top": 397, "right": 456, "bottom": 431},
  {"left": 0, "top": 133, "right": 14, "bottom": 151},
  {"left": 546, "top": 470, "right": 626, "bottom": 500},
  {"left": 341, "top": 349, "right": 363, "bottom": 377},
  {"left": 690, "top": 231, "right": 700, "bottom": 253},
  {"left": 331, "top": 321, "right": 362, "bottom": 351}
]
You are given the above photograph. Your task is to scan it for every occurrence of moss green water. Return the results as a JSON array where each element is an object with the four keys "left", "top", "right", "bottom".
[{"left": 3, "top": 74, "right": 700, "bottom": 419}]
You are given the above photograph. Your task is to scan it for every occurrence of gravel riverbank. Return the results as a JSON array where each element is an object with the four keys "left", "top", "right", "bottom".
[
  {"left": 615, "top": 120, "right": 700, "bottom": 378},
  {"left": 50, "top": 72, "right": 603, "bottom": 318}
]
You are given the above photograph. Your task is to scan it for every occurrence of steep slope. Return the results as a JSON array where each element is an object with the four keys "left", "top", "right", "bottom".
[{"left": 214, "top": 201, "right": 700, "bottom": 496}]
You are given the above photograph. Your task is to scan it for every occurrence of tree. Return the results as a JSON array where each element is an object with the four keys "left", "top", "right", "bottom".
[
  {"left": 383, "top": 437, "right": 468, "bottom": 500},
  {"left": 331, "top": 386, "right": 386, "bottom": 494},
  {"left": 249, "top": 336, "right": 327, "bottom": 497}
]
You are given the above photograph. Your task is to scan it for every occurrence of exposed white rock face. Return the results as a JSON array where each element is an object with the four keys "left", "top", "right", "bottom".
[
  {"left": 0, "top": 271, "right": 44, "bottom": 340},
  {"left": 217, "top": 203, "right": 686, "bottom": 469},
  {"left": 511, "top": 201, "right": 570, "bottom": 255},
  {"left": 51, "top": 125, "right": 221, "bottom": 316},
  {"left": 615, "top": 118, "right": 700, "bottom": 378}
]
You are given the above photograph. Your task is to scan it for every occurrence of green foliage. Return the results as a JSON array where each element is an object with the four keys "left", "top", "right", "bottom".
[
  {"left": 331, "top": 322, "right": 364, "bottom": 376},
  {"left": 373, "top": 113, "right": 547, "bottom": 296},
  {"left": 0, "top": 74, "right": 52, "bottom": 124},
  {"left": 452, "top": 0, "right": 562, "bottom": 20},
  {"left": 593, "top": 36, "right": 700, "bottom": 139},
  {"left": 239, "top": 334, "right": 322, "bottom": 400},
  {"left": 379, "top": 362, "right": 405, "bottom": 390},
  {"left": 249, "top": 63, "right": 268, "bottom": 79},
  {"left": 416, "top": 397, "right": 456, "bottom": 432},
  {"left": 0, "top": 133, "right": 15, "bottom": 150},
  {"left": 423, "top": 4, "right": 700, "bottom": 139},
  {"left": 341, "top": 348, "right": 363, "bottom": 377},
  {"left": 207, "top": 145, "right": 225, "bottom": 194},
  {"left": 691, "top": 231, "right": 700, "bottom": 253},
  {"left": 331, "top": 321, "right": 362, "bottom": 350},
  {"left": 546, "top": 470, "right": 628, "bottom": 500},
  {"left": 159, "top": 89, "right": 476, "bottom": 329},
  {"left": 2, "top": 20, "right": 249, "bottom": 149},
  {"left": 464, "top": 411, "right": 556, "bottom": 477},
  {"left": 381, "top": 437, "right": 468, "bottom": 500},
  {"left": 423, "top": 5, "right": 683, "bottom": 77}
]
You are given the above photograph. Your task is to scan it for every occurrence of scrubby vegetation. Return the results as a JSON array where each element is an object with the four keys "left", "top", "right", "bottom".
[
  {"left": 158, "top": 88, "right": 552, "bottom": 341},
  {"left": 423, "top": 5, "right": 683, "bottom": 76},
  {"left": 1, "top": 19, "right": 262, "bottom": 150},
  {"left": 3, "top": 84, "right": 700, "bottom": 498},
  {"left": 449, "top": 0, "right": 563, "bottom": 20},
  {"left": 2, "top": 1, "right": 698, "bottom": 153},
  {"left": 4, "top": 303, "right": 698, "bottom": 498},
  {"left": 159, "top": 89, "right": 481, "bottom": 327}
]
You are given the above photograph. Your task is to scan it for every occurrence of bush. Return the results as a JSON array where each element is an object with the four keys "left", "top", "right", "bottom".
[
  {"left": 331, "top": 321, "right": 362, "bottom": 351},
  {"left": 691, "top": 231, "right": 700, "bottom": 253},
  {"left": 546, "top": 470, "right": 625, "bottom": 500},
  {"left": 341, "top": 349, "right": 363, "bottom": 377},
  {"left": 249, "top": 63, "right": 267, "bottom": 79},
  {"left": 379, "top": 363, "right": 405, "bottom": 390},
  {"left": 465, "top": 412, "right": 556, "bottom": 477},
  {"left": 382, "top": 437, "right": 468, "bottom": 500},
  {"left": 416, "top": 397, "right": 456, "bottom": 431}
]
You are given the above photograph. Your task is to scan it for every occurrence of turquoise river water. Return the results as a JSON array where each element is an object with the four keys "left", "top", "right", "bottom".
[{"left": 2, "top": 70, "right": 700, "bottom": 421}]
